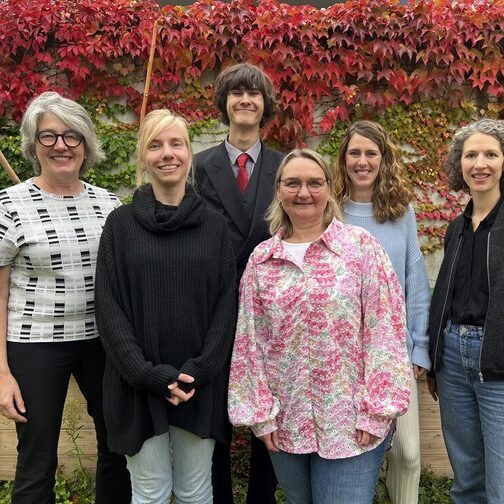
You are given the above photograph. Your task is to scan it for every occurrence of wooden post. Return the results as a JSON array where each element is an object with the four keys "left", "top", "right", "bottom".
[
  {"left": 0, "top": 149, "right": 20, "bottom": 184},
  {"left": 140, "top": 18, "right": 161, "bottom": 124}
]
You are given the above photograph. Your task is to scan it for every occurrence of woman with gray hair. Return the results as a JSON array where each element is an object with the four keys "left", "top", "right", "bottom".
[
  {"left": 228, "top": 148, "right": 410, "bottom": 503},
  {"left": 0, "top": 91, "right": 130, "bottom": 503},
  {"left": 428, "top": 118, "right": 504, "bottom": 503}
]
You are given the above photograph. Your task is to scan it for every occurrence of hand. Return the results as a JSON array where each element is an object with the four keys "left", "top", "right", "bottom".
[
  {"left": 166, "top": 373, "right": 195, "bottom": 406},
  {"left": 426, "top": 376, "right": 438, "bottom": 401},
  {"left": 413, "top": 365, "right": 428, "bottom": 380},
  {"left": 356, "top": 429, "right": 379, "bottom": 447},
  {"left": 0, "top": 371, "right": 27, "bottom": 422},
  {"left": 258, "top": 431, "right": 280, "bottom": 452}
]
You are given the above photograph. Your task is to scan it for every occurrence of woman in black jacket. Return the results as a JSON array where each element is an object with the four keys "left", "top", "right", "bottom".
[
  {"left": 95, "top": 110, "right": 236, "bottom": 504},
  {"left": 428, "top": 119, "right": 504, "bottom": 504}
]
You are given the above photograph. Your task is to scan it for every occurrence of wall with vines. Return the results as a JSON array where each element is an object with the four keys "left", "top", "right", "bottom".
[{"left": 0, "top": 0, "right": 502, "bottom": 252}]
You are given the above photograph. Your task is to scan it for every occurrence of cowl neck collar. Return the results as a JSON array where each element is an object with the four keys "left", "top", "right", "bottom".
[{"left": 132, "top": 184, "right": 203, "bottom": 233}]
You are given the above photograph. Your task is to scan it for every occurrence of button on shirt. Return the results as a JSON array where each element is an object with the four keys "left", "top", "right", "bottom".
[
  {"left": 451, "top": 196, "right": 504, "bottom": 326},
  {"left": 228, "top": 219, "right": 410, "bottom": 459}
]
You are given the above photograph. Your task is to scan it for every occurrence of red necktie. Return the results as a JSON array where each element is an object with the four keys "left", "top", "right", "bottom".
[{"left": 236, "top": 153, "right": 249, "bottom": 193}]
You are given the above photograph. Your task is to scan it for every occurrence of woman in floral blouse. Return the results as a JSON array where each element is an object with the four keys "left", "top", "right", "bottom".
[{"left": 228, "top": 148, "right": 411, "bottom": 503}]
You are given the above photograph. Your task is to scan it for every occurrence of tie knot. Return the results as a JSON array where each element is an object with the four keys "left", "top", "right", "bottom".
[{"left": 237, "top": 153, "right": 249, "bottom": 169}]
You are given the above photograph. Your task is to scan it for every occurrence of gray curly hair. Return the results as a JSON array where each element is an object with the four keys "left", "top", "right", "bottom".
[{"left": 445, "top": 119, "right": 504, "bottom": 192}]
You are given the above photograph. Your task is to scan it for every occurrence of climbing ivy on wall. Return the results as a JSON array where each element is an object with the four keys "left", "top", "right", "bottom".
[{"left": 0, "top": 0, "right": 502, "bottom": 251}]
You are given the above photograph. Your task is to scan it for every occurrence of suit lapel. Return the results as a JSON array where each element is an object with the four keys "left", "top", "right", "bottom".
[
  {"left": 204, "top": 143, "right": 250, "bottom": 237},
  {"left": 236, "top": 145, "right": 278, "bottom": 264}
]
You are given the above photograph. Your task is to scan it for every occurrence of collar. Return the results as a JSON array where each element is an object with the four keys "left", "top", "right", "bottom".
[
  {"left": 344, "top": 199, "right": 374, "bottom": 217},
  {"left": 253, "top": 218, "right": 344, "bottom": 265},
  {"left": 463, "top": 195, "right": 504, "bottom": 229},
  {"left": 225, "top": 137, "right": 261, "bottom": 165}
]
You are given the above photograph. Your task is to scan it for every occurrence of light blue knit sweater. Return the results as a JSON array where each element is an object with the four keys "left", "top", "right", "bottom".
[{"left": 344, "top": 200, "right": 431, "bottom": 370}]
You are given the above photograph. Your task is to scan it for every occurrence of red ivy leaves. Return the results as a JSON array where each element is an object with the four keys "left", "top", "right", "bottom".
[{"left": 0, "top": 0, "right": 502, "bottom": 136}]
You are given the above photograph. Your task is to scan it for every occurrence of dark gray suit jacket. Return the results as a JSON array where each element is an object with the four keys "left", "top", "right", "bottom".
[{"left": 194, "top": 141, "right": 284, "bottom": 280}]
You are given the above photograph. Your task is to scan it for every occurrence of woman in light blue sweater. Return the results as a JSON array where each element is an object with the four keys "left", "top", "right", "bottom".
[{"left": 334, "top": 120, "right": 431, "bottom": 504}]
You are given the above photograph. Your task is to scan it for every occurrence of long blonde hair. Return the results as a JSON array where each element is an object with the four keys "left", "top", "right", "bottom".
[
  {"left": 266, "top": 149, "right": 342, "bottom": 239},
  {"left": 333, "top": 120, "right": 412, "bottom": 222}
]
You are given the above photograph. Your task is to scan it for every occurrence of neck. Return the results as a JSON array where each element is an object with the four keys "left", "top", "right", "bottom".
[
  {"left": 350, "top": 188, "right": 373, "bottom": 203},
  {"left": 227, "top": 128, "right": 260, "bottom": 151},
  {"left": 471, "top": 190, "right": 501, "bottom": 222},
  {"left": 287, "top": 219, "right": 325, "bottom": 243},
  {"left": 34, "top": 174, "right": 82, "bottom": 196},
  {"left": 151, "top": 182, "right": 186, "bottom": 206}
]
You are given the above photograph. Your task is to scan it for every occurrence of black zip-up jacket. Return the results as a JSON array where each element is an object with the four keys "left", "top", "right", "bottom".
[{"left": 429, "top": 200, "right": 504, "bottom": 381}]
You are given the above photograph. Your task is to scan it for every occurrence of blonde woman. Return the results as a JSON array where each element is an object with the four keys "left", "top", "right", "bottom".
[
  {"left": 229, "top": 149, "right": 410, "bottom": 503},
  {"left": 95, "top": 110, "right": 236, "bottom": 503},
  {"left": 334, "top": 120, "right": 431, "bottom": 504}
]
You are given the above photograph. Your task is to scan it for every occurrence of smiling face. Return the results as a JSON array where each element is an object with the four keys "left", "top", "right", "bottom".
[
  {"left": 143, "top": 124, "right": 190, "bottom": 195},
  {"left": 35, "top": 112, "right": 85, "bottom": 183},
  {"left": 226, "top": 87, "right": 264, "bottom": 130},
  {"left": 461, "top": 132, "right": 503, "bottom": 201},
  {"left": 278, "top": 157, "right": 330, "bottom": 231},
  {"left": 345, "top": 133, "right": 383, "bottom": 202}
]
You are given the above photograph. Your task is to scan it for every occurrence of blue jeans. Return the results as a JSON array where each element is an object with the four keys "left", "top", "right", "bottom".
[
  {"left": 269, "top": 430, "right": 391, "bottom": 504},
  {"left": 437, "top": 321, "right": 504, "bottom": 504},
  {"left": 126, "top": 427, "right": 215, "bottom": 504}
]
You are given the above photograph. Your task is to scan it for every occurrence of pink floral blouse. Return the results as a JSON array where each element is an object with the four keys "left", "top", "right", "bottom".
[{"left": 228, "top": 218, "right": 411, "bottom": 459}]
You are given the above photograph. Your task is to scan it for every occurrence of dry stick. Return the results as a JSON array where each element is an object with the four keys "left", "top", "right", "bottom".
[
  {"left": 0, "top": 149, "right": 20, "bottom": 184},
  {"left": 140, "top": 18, "right": 160, "bottom": 124}
]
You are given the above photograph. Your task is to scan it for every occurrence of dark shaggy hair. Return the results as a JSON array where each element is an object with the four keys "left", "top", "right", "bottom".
[{"left": 214, "top": 63, "right": 277, "bottom": 128}]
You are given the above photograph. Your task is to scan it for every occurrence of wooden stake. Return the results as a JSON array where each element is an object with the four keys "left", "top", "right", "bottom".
[
  {"left": 0, "top": 149, "right": 20, "bottom": 184},
  {"left": 140, "top": 18, "right": 160, "bottom": 124}
]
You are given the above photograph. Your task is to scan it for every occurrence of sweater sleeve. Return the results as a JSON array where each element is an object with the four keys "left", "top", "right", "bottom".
[
  {"left": 178, "top": 220, "right": 237, "bottom": 388},
  {"left": 227, "top": 255, "right": 280, "bottom": 438},
  {"left": 356, "top": 233, "right": 411, "bottom": 438},
  {"left": 404, "top": 206, "right": 432, "bottom": 370},
  {"left": 95, "top": 213, "right": 179, "bottom": 396}
]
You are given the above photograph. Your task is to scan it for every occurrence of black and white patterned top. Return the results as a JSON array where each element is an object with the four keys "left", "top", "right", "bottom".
[{"left": 0, "top": 178, "right": 121, "bottom": 343}]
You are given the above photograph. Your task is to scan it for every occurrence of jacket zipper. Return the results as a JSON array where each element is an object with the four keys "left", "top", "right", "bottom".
[
  {"left": 479, "top": 231, "right": 491, "bottom": 383},
  {"left": 433, "top": 234, "right": 463, "bottom": 372}
]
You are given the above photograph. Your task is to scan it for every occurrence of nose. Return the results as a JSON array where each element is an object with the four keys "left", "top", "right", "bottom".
[
  {"left": 239, "top": 92, "right": 252, "bottom": 103},
  {"left": 474, "top": 153, "right": 486, "bottom": 168},
  {"left": 53, "top": 135, "right": 67, "bottom": 149},
  {"left": 161, "top": 144, "right": 174, "bottom": 159},
  {"left": 297, "top": 183, "right": 311, "bottom": 197},
  {"left": 357, "top": 153, "right": 367, "bottom": 166}
]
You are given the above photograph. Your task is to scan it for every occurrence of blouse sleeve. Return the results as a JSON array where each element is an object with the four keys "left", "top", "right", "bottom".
[
  {"left": 228, "top": 256, "right": 281, "bottom": 438},
  {"left": 178, "top": 220, "right": 237, "bottom": 388},
  {"left": 0, "top": 202, "right": 19, "bottom": 266},
  {"left": 404, "top": 206, "right": 431, "bottom": 370},
  {"left": 356, "top": 233, "right": 411, "bottom": 438},
  {"left": 95, "top": 212, "right": 179, "bottom": 396}
]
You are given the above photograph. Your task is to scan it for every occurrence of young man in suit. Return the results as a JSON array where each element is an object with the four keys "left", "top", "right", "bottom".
[{"left": 195, "top": 63, "right": 284, "bottom": 504}]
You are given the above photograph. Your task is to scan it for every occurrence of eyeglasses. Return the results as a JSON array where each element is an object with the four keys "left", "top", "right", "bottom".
[
  {"left": 36, "top": 131, "right": 84, "bottom": 148},
  {"left": 280, "top": 179, "right": 328, "bottom": 194}
]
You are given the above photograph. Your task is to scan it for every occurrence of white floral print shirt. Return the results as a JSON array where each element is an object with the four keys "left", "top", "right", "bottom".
[{"left": 228, "top": 218, "right": 410, "bottom": 459}]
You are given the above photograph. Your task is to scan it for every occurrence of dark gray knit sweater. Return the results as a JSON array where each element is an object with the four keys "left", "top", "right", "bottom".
[{"left": 95, "top": 185, "right": 237, "bottom": 455}]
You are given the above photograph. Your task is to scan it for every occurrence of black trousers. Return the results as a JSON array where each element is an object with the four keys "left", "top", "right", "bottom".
[
  {"left": 212, "top": 429, "right": 277, "bottom": 504},
  {"left": 7, "top": 339, "right": 131, "bottom": 504}
]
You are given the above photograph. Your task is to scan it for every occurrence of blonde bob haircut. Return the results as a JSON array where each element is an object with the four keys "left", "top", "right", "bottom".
[
  {"left": 135, "top": 109, "right": 194, "bottom": 188},
  {"left": 266, "top": 148, "right": 342, "bottom": 239},
  {"left": 333, "top": 120, "right": 413, "bottom": 222}
]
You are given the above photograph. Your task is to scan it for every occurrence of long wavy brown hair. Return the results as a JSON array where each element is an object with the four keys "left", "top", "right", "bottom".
[{"left": 333, "top": 120, "right": 413, "bottom": 222}]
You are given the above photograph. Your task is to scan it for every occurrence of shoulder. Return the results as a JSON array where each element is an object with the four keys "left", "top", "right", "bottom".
[
  {"left": 261, "top": 144, "right": 285, "bottom": 163},
  {"left": 83, "top": 182, "right": 121, "bottom": 205},
  {"left": 194, "top": 143, "right": 224, "bottom": 165},
  {"left": 445, "top": 213, "right": 464, "bottom": 242},
  {"left": 327, "top": 218, "right": 380, "bottom": 250}
]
